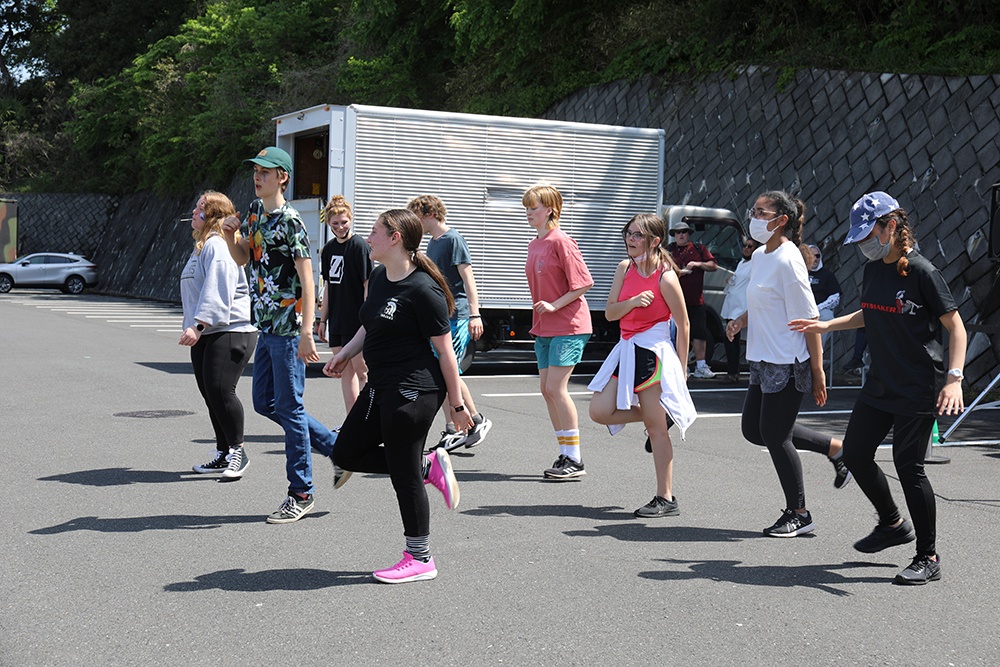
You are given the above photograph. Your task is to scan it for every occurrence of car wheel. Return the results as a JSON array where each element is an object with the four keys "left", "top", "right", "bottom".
[
  {"left": 63, "top": 275, "right": 86, "bottom": 294},
  {"left": 0, "top": 274, "right": 12, "bottom": 293}
]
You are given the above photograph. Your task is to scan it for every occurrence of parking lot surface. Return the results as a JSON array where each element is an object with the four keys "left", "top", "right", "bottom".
[{"left": 2, "top": 292, "right": 999, "bottom": 666}]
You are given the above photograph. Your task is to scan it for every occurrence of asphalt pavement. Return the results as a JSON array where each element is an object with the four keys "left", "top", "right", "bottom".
[{"left": 2, "top": 291, "right": 999, "bottom": 666}]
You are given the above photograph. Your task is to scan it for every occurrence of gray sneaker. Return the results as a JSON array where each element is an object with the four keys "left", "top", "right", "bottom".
[
  {"left": 894, "top": 554, "right": 941, "bottom": 585},
  {"left": 266, "top": 495, "right": 314, "bottom": 524},
  {"left": 634, "top": 495, "right": 679, "bottom": 518},
  {"left": 463, "top": 415, "right": 493, "bottom": 448}
]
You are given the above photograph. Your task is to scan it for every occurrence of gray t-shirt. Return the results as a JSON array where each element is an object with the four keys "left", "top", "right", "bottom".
[{"left": 426, "top": 228, "right": 472, "bottom": 319}]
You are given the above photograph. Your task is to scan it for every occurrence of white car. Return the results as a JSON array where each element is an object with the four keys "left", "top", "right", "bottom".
[{"left": 0, "top": 252, "right": 99, "bottom": 294}]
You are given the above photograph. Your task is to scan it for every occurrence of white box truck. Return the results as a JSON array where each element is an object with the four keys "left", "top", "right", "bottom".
[{"left": 272, "top": 103, "right": 665, "bottom": 351}]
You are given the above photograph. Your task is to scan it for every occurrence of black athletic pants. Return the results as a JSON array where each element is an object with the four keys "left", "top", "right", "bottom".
[
  {"left": 190, "top": 331, "right": 255, "bottom": 453},
  {"left": 333, "top": 385, "right": 445, "bottom": 537},
  {"left": 742, "top": 381, "right": 830, "bottom": 511},
  {"left": 842, "top": 400, "right": 937, "bottom": 556}
]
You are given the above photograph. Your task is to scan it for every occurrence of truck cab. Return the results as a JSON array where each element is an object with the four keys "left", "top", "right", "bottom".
[{"left": 662, "top": 205, "right": 747, "bottom": 367}]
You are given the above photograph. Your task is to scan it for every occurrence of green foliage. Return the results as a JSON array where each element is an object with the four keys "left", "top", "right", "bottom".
[{"left": 6, "top": 0, "right": 1000, "bottom": 194}]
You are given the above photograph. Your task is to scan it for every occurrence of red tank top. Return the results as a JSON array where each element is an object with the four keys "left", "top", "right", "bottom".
[{"left": 619, "top": 264, "right": 672, "bottom": 339}]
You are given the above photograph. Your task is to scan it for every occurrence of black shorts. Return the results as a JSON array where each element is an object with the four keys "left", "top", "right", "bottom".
[
  {"left": 612, "top": 345, "right": 662, "bottom": 393},
  {"left": 686, "top": 304, "right": 709, "bottom": 341},
  {"left": 328, "top": 331, "right": 358, "bottom": 348}
]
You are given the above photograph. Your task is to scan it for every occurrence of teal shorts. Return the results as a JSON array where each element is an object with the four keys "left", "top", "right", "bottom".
[
  {"left": 534, "top": 334, "right": 590, "bottom": 369},
  {"left": 431, "top": 318, "right": 471, "bottom": 375}
]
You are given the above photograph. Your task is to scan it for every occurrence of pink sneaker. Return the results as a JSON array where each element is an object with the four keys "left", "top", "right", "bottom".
[
  {"left": 373, "top": 552, "right": 438, "bottom": 584},
  {"left": 425, "top": 448, "right": 460, "bottom": 510}
]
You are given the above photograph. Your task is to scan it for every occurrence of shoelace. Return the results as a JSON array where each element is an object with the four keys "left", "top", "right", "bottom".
[
  {"left": 279, "top": 496, "right": 299, "bottom": 515},
  {"left": 227, "top": 448, "right": 244, "bottom": 469}
]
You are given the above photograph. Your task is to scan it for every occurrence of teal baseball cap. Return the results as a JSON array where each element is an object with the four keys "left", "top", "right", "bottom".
[{"left": 244, "top": 146, "right": 292, "bottom": 174}]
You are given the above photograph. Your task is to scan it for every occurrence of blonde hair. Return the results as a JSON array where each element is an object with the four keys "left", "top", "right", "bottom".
[
  {"left": 193, "top": 191, "right": 236, "bottom": 253},
  {"left": 522, "top": 183, "right": 563, "bottom": 229},
  {"left": 324, "top": 195, "right": 353, "bottom": 221}
]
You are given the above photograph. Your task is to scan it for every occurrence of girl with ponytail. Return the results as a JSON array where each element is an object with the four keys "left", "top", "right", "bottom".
[
  {"left": 728, "top": 190, "right": 851, "bottom": 539},
  {"left": 792, "top": 191, "right": 967, "bottom": 585},
  {"left": 324, "top": 208, "right": 469, "bottom": 584}
]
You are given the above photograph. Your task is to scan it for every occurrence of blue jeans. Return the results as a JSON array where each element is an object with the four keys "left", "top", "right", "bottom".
[{"left": 251, "top": 332, "right": 337, "bottom": 496}]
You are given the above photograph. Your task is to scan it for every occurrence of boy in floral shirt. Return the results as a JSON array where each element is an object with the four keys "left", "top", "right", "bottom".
[{"left": 222, "top": 146, "right": 346, "bottom": 524}]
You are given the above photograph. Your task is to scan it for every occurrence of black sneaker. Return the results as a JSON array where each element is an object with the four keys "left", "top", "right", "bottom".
[
  {"left": 220, "top": 446, "right": 248, "bottom": 480},
  {"left": 853, "top": 519, "right": 916, "bottom": 553},
  {"left": 831, "top": 456, "right": 852, "bottom": 489},
  {"left": 433, "top": 427, "right": 463, "bottom": 452},
  {"left": 543, "top": 455, "right": 586, "bottom": 480},
  {"left": 894, "top": 554, "right": 941, "bottom": 585},
  {"left": 634, "top": 495, "right": 679, "bottom": 518},
  {"left": 192, "top": 450, "right": 229, "bottom": 474},
  {"left": 763, "top": 509, "right": 815, "bottom": 537},
  {"left": 644, "top": 414, "right": 675, "bottom": 453},
  {"left": 266, "top": 494, "right": 314, "bottom": 524},
  {"left": 332, "top": 460, "right": 352, "bottom": 490}
]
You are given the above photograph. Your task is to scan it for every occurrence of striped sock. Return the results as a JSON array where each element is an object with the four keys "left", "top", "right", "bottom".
[
  {"left": 405, "top": 535, "right": 431, "bottom": 563},
  {"left": 559, "top": 430, "right": 581, "bottom": 463}
]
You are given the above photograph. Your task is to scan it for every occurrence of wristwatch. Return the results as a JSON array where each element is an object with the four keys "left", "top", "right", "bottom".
[
  {"left": 196, "top": 323, "right": 205, "bottom": 332},
  {"left": 452, "top": 404, "right": 466, "bottom": 412},
  {"left": 947, "top": 368, "right": 964, "bottom": 380}
]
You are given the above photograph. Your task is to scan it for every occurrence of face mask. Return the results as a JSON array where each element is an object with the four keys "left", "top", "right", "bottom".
[
  {"left": 749, "top": 217, "right": 775, "bottom": 244},
  {"left": 857, "top": 231, "right": 892, "bottom": 261}
]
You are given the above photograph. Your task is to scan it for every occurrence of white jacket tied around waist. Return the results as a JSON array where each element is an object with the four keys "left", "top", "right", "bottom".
[{"left": 587, "top": 321, "right": 697, "bottom": 439}]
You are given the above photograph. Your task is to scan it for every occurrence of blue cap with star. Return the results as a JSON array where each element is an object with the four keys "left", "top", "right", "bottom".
[{"left": 845, "top": 191, "right": 900, "bottom": 244}]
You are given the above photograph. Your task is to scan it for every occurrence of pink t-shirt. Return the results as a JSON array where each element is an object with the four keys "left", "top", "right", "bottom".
[
  {"left": 525, "top": 227, "right": 593, "bottom": 337},
  {"left": 619, "top": 264, "right": 672, "bottom": 340}
]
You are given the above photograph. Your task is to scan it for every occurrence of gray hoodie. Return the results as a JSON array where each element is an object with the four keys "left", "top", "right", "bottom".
[{"left": 180, "top": 235, "right": 256, "bottom": 335}]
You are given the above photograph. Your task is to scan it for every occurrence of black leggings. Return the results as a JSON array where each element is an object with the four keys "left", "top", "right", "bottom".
[
  {"left": 190, "top": 331, "right": 255, "bottom": 452},
  {"left": 333, "top": 385, "right": 445, "bottom": 537},
  {"left": 742, "top": 382, "right": 831, "bottom": 511},
  {"left": 724, "top": 328, "right": 742, "bottom": 376},
  {"left": 842, "top": 401, "right": 936, "bottom": 556}
]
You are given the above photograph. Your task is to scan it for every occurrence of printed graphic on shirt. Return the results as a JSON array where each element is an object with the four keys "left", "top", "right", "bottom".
[
  {"left": 381, "top": 298, "right": 398, "bottom": 321},
  {"left": 328, "top": 256, "right": 344, "bottom": 284},
  {"left": 861, "top": 289, "right": 924, "bottom": 316}
]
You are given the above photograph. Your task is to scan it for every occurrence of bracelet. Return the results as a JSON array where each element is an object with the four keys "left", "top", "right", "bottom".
[{"left": 469, "top": 315, "right": 482, "bottom": 319}]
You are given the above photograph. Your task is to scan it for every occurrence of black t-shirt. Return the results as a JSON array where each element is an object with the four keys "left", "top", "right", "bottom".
[
  {"left": 361, "top": 265, "right": 450, "bottom": 392},
  {"left": 321, "top": 234, "right": 372, "bottom": 338},
  {"left": 809, "top": 266, "right": 841, "bottom": 306},
  {"left": 859, "top": 251, "right": 957, "bottom": 416}
]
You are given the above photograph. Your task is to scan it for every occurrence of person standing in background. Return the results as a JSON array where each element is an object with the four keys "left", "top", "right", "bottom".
[
  {"left": 317, "top": 195, "right": 372, "bottom": 415},
  {"left": 183, "top": 191, "right": 257, "bottom": 480},
  {"left": 719, "top": 237, "right": 759, "bottom": 383},
  {"left": 666, "top": 221, "right": 718, "bottom": 378}
]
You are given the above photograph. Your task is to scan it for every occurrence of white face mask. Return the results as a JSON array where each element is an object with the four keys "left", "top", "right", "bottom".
[
  {"left": 857, "top": 233, "right": 892, "bottom": 261},
  {"left": 749, "top": 217, "right": 776, "bottom": 244}
]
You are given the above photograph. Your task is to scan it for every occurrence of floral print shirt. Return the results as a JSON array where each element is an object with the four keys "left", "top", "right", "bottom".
[{"left": 240, "top": 199, "right": 310, "bottom": 336}]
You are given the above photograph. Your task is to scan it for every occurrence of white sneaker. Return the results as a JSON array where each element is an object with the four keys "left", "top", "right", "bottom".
[{"left": 691, "top": 365, "right": 715, "bottom": 379}]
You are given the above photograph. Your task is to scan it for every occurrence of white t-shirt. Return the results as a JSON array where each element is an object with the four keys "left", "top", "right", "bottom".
[{"left": 745, "top": 241, "right": 819, "bottom": 364}]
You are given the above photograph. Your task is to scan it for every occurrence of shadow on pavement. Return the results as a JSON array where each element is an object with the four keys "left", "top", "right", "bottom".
[
  {"left": 639, "top": 558, "right": 900, "bottom": 596},
  {"left": 29, "top": 512, "right": 329, "bottom": 534},
  {"left": 564, "top": 523, "right": 762, "bottom": 543},
  {"left": 462, "top": 504, "right": 634, "bottom": 521},
  {"left": 164, "top": 567, "right": 371, "bottom": 592}
]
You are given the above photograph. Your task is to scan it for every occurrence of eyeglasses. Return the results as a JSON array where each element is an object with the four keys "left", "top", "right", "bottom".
[
  {"left": 746, "top": 208, "right": 776, "bottom": 219},
  {"left": 742, "top": 242, "right": 756, "bottom": 249},
  {"left": 622, "top": 231, "right": 645, "bottom": 241},
  {"left": 813, "top": 253, "right": 821, "bottom": 259},
  {"left": 672, "top": 230, "right": 689, "bottom": 235}
]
